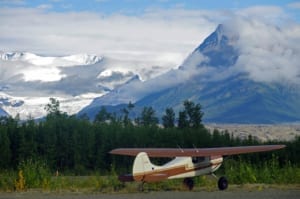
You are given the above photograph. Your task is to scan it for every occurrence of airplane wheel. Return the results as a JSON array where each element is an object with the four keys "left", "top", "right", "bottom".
[
  {"left": 183, "top": 178, "right": 194, "bottom": 190},
  {"left": 218, "top": 176, "right": 228, "bottom": 191}
]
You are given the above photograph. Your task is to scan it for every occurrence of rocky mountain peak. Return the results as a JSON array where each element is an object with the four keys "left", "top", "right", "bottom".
[{"left": 182, "top": 24, "right": 239, "bottom": 69}]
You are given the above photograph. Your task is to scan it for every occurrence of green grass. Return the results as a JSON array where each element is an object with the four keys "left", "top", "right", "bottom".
[
  {"left": 0, "top": 158, "right": 299, "bottom": 193},
  {"left": 223, "top": 157, "right": 300, "bottom": 185},
  {"left": 0, "top": 172, "right": 299, "bottom": 193}
]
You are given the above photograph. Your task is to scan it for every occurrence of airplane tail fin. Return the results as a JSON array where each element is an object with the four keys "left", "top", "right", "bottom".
[{"left": 133, "top": 152, "right": 156, "bottom": 180}]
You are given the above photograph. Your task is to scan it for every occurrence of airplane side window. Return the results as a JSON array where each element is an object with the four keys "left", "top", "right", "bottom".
[{"left": 192, "top": 157, "right": 205, "bottom": 164}]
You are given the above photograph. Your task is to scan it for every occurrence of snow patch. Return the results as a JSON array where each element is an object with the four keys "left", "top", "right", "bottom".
[
  {"left": 22, "top": 67, "right": 66, "bottom": 82},
  {"left": 98, "top": 69, "right": 113, "bottom": 77},
  {"left": 0, "top": 52, "right": 102, "bottom": 67},
  {"left": 97, "top": 68, "right": 133, "bottom": 78},
  {"left": 63, "top": 54, "right": 102, "bottom": 65}
]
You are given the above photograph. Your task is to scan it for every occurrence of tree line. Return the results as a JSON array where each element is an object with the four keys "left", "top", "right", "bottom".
[{"left": 0, "top": 98, "right": 299, "bottom": 174}]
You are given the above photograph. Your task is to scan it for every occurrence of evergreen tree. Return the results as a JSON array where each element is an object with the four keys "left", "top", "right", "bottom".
[
  {"left": 45, "top": 98, "right": 61, "bottom": 116},
  {"left": 122, "top": 101, "right": 134, "bottom": 126},
  {"left": 178, "top": 100, "right": 204, "bottom": 128},
  {"left": 22, "top": 119, "right": 37, "bottom": 160},
  {"left": 136, "top": 106, "right": 158, "bottom": 127},
  {"left": 178, "top": 110, "right": 188, "bottom": 129},
  {"left": 162, "top": 107, "right": 175, "bottom": 128},
  {"left": 0, "top": 124, "right": 11, "bottom": 168},
  {"left": 94, "top": 107, "right": 111, "bottom": 123},
  {"left": 6, "top": 115, "right": 21, "bottom": 167}
]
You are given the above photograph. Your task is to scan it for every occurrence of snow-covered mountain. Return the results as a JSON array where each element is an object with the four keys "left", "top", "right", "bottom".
[
  {"left": 81, "top": 24, "right": 300, "bottom": 124},
  {"left": 0, "top": 51, "right": 169, "bottom": 119}
]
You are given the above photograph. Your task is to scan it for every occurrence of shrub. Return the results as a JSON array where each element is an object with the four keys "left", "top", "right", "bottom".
[
  {"left": 0, "top": 170, "right": 16, "bottom": 191},
  {"left": 15, "top": 170, "right": 25, "bottom": 191},
  {"left": 17, "top": 159, "right": 51, "bottom": 189}
]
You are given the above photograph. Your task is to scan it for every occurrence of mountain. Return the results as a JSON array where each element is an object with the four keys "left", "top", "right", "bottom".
[
  {"left": 0, "top": 108, "right": 8, "bottom": 117},
  {"left": 81, "top": 24, "right": 300, "bottom": 124},
  {"left": 0, "top": 52, "right": 167, "bottom": 119}
]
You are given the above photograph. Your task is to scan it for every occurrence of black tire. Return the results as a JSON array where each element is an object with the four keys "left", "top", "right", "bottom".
[
  {"left": 218, "top": 176, "right": 228, "bottom": 191},
  {"left": 183, "top": 178, "right": 194, "bottom": 190}
]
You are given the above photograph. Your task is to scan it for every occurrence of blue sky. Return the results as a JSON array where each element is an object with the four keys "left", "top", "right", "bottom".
[
  {"left": 2, "top": 0, "right": 300, "bottom": 18},
  {"left": 1, "top": 0, "right": 300, "bottom": 69}
]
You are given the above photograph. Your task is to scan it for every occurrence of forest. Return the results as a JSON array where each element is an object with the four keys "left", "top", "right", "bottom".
[{"left": 0, "top": 98, "right": 299, "bottom": 191}]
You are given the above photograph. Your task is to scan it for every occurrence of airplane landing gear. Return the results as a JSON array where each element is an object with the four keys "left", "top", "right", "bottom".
[
  {"left": 138, "top": 181, "right": 145, "bottom": 192},
  {"left": 218, "top": 176, "right": 228, "bottom": 190},
  {"left": 183, "top": 177, "right": 194, "bottom": 190}
]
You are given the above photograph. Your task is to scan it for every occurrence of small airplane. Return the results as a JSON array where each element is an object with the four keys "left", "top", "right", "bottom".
[{"left": 110, "top": 145, "right": 285, "bottom": 191}]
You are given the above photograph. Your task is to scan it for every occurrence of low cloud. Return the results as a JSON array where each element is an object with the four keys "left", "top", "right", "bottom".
[{"left": 227, "top": 16, "right": 300, "bottom": 84}]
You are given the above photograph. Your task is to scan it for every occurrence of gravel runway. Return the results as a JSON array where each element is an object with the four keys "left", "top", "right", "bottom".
[{"left": 0, "top": 189, "right": 299, "bottom": 199}]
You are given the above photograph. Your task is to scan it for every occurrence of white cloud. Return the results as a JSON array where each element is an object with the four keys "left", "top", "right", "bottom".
[
  {"left": 237, "top": 5, "right": 284, "bottom": 17},
  {"left": 0, "top": 7, "right": 217, "bottom": 70},
  {"left": 227, "top": 16, "right": 300, "bottom": 84}
]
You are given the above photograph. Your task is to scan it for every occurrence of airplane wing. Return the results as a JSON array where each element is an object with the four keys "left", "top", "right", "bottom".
[{"left": 110, "top": 145, "right": 285, "bottom": 157}]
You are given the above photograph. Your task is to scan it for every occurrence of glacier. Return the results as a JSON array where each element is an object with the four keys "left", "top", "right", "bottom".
[{"left": 0, "top": 51, "right": 171, "bottom": 119}]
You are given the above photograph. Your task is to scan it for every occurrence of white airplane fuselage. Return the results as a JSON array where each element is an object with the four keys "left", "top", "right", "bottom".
[{"left": 132, "top": 152, "right": 223, "bottom": 182}]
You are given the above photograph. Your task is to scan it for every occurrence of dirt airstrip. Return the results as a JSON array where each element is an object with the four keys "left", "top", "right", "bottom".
[{"left": 0, "top": 188, "right": 299, "bottom": 199}]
